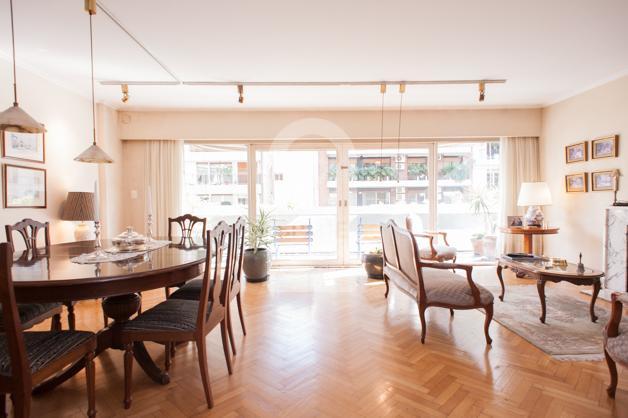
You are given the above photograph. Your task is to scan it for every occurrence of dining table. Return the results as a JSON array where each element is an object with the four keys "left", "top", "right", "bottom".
[{"left": 10, "top": 238, "right": 206, "bottom": 394}]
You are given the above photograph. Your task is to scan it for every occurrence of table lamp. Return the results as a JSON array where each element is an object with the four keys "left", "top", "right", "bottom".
[
  {"left": 62, "top": 192, "right": 95, "bottom": 241},
  {"left": 517, "top": 182, "right": 552, "bottom": 227}
]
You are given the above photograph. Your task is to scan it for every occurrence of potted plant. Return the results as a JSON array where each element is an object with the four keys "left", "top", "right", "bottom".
[
  {"left": 468, "top": 188, "right": 498, "bottom": 258},
  {"left": 470, "top": 233, "right": 485, "bottom": 256},
  {"left": 243, "top": 209, "right": 274, "bottom": 282},
  {"left": 362, "top": 247, "right": 384, "bottom": 279}
]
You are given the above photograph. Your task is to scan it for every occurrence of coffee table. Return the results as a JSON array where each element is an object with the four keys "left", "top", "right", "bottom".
[{"left": 496, "top": 256, "right": 604, "bottom": 323}]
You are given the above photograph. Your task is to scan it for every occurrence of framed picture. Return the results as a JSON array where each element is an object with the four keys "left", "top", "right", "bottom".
[
  {"left": 591, "top": 170, "right": 617, "bottom": 191},
  {"left": 565, "top": 172, "right": 588, "bottom": 193},
  {"left": 591, "top": 135, "right": 618, "bottom": 159},
  {"left": 507, "top": 216, "right": 523, "bottom": 227},
  {"left": 2, "top": 130, "right": 45, "bottom": 163},
  {"left": 3, "top": 164, "right": 47, "bottom": 208},
  {"left": 565, "top": 141, "right": 587, "bottom": 163}
]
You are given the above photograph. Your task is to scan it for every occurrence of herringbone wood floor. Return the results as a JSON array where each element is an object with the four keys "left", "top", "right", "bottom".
[{"left": 22, "top": 267, "right": 628, "bottom": 417}]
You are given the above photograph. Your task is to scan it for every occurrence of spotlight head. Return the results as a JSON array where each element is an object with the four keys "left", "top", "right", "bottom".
[
  {"left": 478, "top": 81, "right": 486, "bottom": 102},
  {"left": 121, "top": 84, "right": 129, "bottom": 103},
  {"left": 238, "top": 84, "right": 244, "bottom": 104}
]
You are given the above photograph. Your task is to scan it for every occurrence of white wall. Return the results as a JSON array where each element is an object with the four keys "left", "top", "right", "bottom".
[
  {"left": 0, "top": 59, "right": 122, "bottom": 248},
  {"left": 541, "top": 75, "right": 628, "bottom": 270}
]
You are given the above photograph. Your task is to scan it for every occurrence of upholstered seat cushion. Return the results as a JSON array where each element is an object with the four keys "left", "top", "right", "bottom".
[
  {"left": 0, "top": 331, "right": 94, "bottom": 376},
  {"left": 605, "top": 321, "right": 628, "bottom": 365},
  {"left": 422, "top": 268, "right": 493, "bottom": 306},
  {"left": 419, "top": 245, "right": 456, "bottom": 260},
  {"left": 0, "top": 302, "right": 62, "bottom": 328},
  {"left": 122, "top": 299, "right": 203, "bottom": 333}
]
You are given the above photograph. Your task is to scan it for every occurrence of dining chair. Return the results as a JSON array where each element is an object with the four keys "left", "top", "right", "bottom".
[
  {"left": 381, "top": 220, "right": 493, "bottom": 345},
  {"left": 169, "top": 217, "right": 247, "bottom": 355},
  {"left": 405, "top": 214, "right": 457, "bottom": 263},
  {"left": 120, "top": 221, "right": 234, "bottom": 409},
  {"left": 4, "top": 219, "right": 66, "bottom": 331},
  {"left": 0, "top": 242, "right": 97, "bottom": 418},
  {"left": 164, "top": 214, "right": 208, "bottom": 297},
  {"left": 603, "top": 292, "right": 628, "bottom": 398}
]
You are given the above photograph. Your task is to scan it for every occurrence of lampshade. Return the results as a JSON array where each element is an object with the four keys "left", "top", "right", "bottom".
[
  {"left": 517, "top": 182, "right": 552, "bottom": 206},
  {"left": 62, "top": 192, "right": 95, "bottom": 221},
  {"left": 74, "top": 144, "right": 114, "bottom": 164},
  {"left": 0, "top": 104, "right": 46, "bottom": 133}
]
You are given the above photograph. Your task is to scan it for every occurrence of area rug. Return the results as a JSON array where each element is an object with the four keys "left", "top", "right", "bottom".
[{"left": 489, "top": 285, "right": 609, "bottom": 361}]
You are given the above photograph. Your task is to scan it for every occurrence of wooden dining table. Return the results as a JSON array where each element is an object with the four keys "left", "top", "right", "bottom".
[{"left": 10, "top": 239, "right": 206, "bottom": 394}]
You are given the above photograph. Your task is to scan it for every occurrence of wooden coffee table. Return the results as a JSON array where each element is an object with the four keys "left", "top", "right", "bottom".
[{"left": 496, "top": 256, "right": 604, "bottom": 323}]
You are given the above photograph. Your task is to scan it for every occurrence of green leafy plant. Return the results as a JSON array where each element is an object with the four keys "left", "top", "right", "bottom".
[
  {"left": 246, "top": 209, "right": 275, "bottom": 253},
  {"left": 468, "top": 188, "right": 498, "bottom": 234}
]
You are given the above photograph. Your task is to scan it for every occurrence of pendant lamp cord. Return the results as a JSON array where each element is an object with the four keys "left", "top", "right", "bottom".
[
  {"left": 379, "top": 87, "right": 385, "bottom": 180},
  {"left": 396, "top": 90, "right": 403, "bottom": 182},
  {"left": 89, "top": 13, "right": 97, "bottom": 145},
  {"left": 9, "top": 0, "right": 18, "bottom": 105}
]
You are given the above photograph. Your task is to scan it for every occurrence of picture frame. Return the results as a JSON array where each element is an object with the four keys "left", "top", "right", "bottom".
[
  {"left": 565, "top": 172, "right": 588, "bottom": 193},
  {"left": 565, "top": 141, "right": 587, "bottom": 163},
  {"left": 2, "top": 130, "right": 45, "bottom": 163},
  {"left": 507, "top": 215, "right": 523, "bottom": 227},
  {"left": 591, "top": 135, "right": 618, "bottom": 159},
  {"left": 591, "top": 170, "right": 617, "bottom": 191},
  {"left": 3, "top": 164, "right": 47, "bottom": 208}
]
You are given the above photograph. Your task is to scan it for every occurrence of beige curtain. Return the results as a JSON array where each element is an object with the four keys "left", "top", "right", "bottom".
[
  {"left": 144, "top": 140, "right": 184, "bottom": 237},
  {"left": 499, "top": 137, "right": 541, "bottom": 254}
]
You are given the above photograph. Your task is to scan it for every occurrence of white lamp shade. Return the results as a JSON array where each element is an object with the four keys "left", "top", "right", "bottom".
[{"left": 517, "top": 182, "right": 552, "bottom": 206}]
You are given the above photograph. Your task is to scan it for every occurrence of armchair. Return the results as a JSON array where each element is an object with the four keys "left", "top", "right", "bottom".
[
  {"left": 604, "top": 292, "right": 628, "bottom": 398},
  {"left": 405, "top": 215, "right": 457, "bottom": 262}
]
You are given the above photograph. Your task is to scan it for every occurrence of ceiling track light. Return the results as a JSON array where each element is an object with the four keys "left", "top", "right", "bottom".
[
  {"left": 238, "top": 84, "right": 244, "bottom": 104},
  {"left": 121, "top": 83, "right": 129, "bottom": 103},
  {"left": 479, "top": 81, "right": 486, "bottom": 102}
]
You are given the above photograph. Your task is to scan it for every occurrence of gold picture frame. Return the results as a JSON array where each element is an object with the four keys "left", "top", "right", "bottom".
[
  {"left": 591, "top": 135, "right": 619, "bottom": 159},
  {"left": 591, "top": 170, "right": 617, "bottom": 191},
  {"left": 565, "top": 172, "right": 588, "bottom": 193},
  {"left": 565, "top": 141, "right": 587, "bottom": 163}
]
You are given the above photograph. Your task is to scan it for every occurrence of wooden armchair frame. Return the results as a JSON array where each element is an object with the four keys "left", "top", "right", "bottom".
[{"left": 605, "top": 292, "right": 628, "bottom": 398}]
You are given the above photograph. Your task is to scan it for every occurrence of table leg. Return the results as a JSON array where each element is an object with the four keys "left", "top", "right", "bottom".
[
  {"left": 496, "top": 265, "right": 505, "bottom": 301},
  {"left": 537, "top": 278, "right": 547, "bottom": 323},
  {"left": 590, "top": 279, "right": 600, "bottom": 323},
  {"left": 133, "top": 342, "right": 170, "bottom": 385},
  {"left": 523, "top": 235, "right": 533, "bottom": 254}
]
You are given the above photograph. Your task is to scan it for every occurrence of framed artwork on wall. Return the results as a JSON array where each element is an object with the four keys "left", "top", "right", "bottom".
[
  {"left": 565, "top": 172, "right": 588, "bottom": 193},
  {"left": 565, "top": 141, "right": 587, "bottom": 163},
  {"left": 591, "top": 135, "right": 619, "bottom": 159},
  {"left": 2, "top": 130, "right": 45, "bottom": 163},
  {"left": 591, "top": 170, "right": 617, "bottom": 191},
  {"left": 3, "top": 164, "right": 47, "bottom": 208}
]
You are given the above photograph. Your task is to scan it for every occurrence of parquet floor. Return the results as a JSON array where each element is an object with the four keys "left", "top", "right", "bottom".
[{"left": 24, "top": 267, "right": 628, "bottom": 417}]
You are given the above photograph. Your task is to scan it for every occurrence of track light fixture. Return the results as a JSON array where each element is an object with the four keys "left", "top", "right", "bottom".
[
  {"left": 479, "top": 81, "right": 486, "bottom": 102},
  {"left": 121, "top": 84, "right": 129, "bottom": 103},
  {"left": 238, "top": 84, "right": 244, "bottom": 103}
]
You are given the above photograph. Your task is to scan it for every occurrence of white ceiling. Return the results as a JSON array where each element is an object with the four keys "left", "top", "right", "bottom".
[{"left": 1, "top": 0, "right": 627, "bottom": 110}]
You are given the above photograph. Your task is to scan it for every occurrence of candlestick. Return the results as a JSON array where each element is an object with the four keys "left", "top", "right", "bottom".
[
  {"left": 87, "top": 220, "right": 108, "bottom": 261},
  {"left": 146, "top": 213, "right": 154, "bottom": 243},
  {"left": 146, "top": 186, "right": 153, "bottom": 217},
  {"left": 93, "top": 180, "right": 100, "bottom": 222}
]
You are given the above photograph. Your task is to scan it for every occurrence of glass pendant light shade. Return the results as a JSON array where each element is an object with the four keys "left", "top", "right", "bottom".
[
  {"left": 0, "top": 104, "right": 45, "bottom": 133},
  {"left": 74, "top": 143, "right": 114, "bottom": 163}
]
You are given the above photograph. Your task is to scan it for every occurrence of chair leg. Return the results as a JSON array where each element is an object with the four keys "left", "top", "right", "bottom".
[
  {"left": 66, "top": 302, "right": 76, "bottom": 331},
  {"left": 220, "top": 320, "right": 233, "bottom": 375},
  {"left": 103, "top": 311, "right": 108, "bottom": 327},
  {"left": 384, "top": 276, "right": 390, "bottom": 298},
  {"left": 11, "top": 389, "right": 30, "bottom": 418},
  {"left": 164, "top": 287, "right": 170, "bottom": 299},
  {"left": 226, "top": 308, "right": 237, "bottom": 356},
  {"left": 195, "top": 336, "right": 214, "bottom": 409},
  {"left": 449, "top": 309, "right": 454, "bottom": 317},
  {"left": 165, "top": 343, "right": 172, "bottom": 371},
  {"left": 51, "top": 313, "right": 62, "bottom": 331},
  {"left": 123, "top": 344, "right": 134, "bottom": 409},
  {"left": 236, "top": 293, "right": 247, "bottom": 335},
  {"left": 605, "top": 348, "right": 618, "bottom": 398},
  {"left": 0, "top": 393, "right": 6, "bottom": 418},
  {"left": 484, "top": 303, "right": 493, "bottom": 345},
  {"left": 418, "top": 303, "right": 427, "bottom": 344},
  {"left": 85, "top": 351, "right": 96, "bottom": 418}
]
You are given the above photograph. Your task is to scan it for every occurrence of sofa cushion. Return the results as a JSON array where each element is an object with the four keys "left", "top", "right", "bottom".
[
  {"left": 605, "top": 321, "right": 628, "bottom": 366},
  {"left": 422, "top": 268, "right": 493, "bottom": 307}
]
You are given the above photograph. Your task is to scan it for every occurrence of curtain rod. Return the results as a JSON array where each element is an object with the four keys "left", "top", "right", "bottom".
[{"left": 100, "top": 79, "right": 506, "bottom": 87}]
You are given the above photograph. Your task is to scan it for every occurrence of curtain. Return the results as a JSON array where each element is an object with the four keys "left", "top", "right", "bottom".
[
  {"left": 144, "top": 140, "right": 184, "bottom": 237},
  {"left": 499, "top": 136, "right": 541, "bottom": 254}
]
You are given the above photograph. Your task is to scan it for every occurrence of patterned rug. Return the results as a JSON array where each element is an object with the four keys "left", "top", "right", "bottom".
[{"left": 489, "top": 285, "right": 609, "bottom": 361}]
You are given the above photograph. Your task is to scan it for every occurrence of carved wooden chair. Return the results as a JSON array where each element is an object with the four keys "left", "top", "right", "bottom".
[
  {"left": 0, "top": 242, "right": 97, "bottom": 418},
  {"left": 4, "top": 219, "right": 66, "bottom": 331},
  {"left": 405, "top": 215, "right": 457, "bottom": 262},
  {"left": 170, "top": 217, "right": 247, "bottom": 355},
  {"left": 120, "top": 222, "right": 234, "bottom": 410},
  {"left": 604, "top": 292, "right": 628, "bottom": 398},
  {"left": 381, "top": 220, "right": 493, "bottom": 345}
]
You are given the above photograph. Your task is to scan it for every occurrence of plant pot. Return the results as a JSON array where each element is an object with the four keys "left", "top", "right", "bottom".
[
  {"left": 470, "top": 238, "right": 484, "bottom": 256},
  {"left": 483, "top": 235, "right": 497, "bottom": 259},
  {"left": 243, "top": 248, "right": 270, "bottom": 282},
  {"left": 361, "top": 252, "right": 384, "bottom": 279}
]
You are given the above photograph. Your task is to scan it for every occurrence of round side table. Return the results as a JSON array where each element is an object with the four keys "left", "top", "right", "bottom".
[{"left": 499, "top": 226, "right": 559, "bottom": 254}]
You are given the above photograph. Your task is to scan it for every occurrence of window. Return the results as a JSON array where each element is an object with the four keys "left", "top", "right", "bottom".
[
  {"left": 209, "top": 162, "right": 233, "bottom": 185},
  {"left": 486, "top": 170, "right": 499, "bottom": 189},
  {"left": 196, "top": 163, "right": 209, "bottom": 185},
  {"left": 486, "top": 142, "right": 500, "bottom": 160}
]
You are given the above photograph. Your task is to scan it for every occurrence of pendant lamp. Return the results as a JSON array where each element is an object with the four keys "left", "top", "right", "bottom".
[
  {"left": 74, "top": 0, "right": 113, "bottom": 164},
  {"left": 0, "top": 0, "right": 45, "bottom": 133}
]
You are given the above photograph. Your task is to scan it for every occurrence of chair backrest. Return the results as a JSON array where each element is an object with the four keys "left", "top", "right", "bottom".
[
  {"left": 230, "top": 217, "right": 246, "bottom": 294},
  {"left": 0, "top": 242, "right": 30, "bottom": 385},
  {"left": 391, "top": 222, "right": 422, "bottom": 287},
  {"left": 197, "top": 221, "right": 233, "bottom": 329},
  {"left": 168, "top": 214, "right": 207, "bottom": 244},
  {"left": 5, "top": 218, "right": 50, "bottom": 251},
  {"left": 380, "top": 220, "right": 399, "bottom": 269},
  {"left": 405, "top": 214, "right": 423, "bottom": 234}
]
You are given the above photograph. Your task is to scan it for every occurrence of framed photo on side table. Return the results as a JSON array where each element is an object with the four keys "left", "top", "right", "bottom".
[
  {"left": 591, "top": 135, "right": 618, "bottom": 159},
  {"left": 2, "top": 130, "right": 45, "bottom": 163},
  {"left": 565, "top": 141, "right": 587, "bottom": 163},
  {"left": 565, "top": 172, "right": 588, "bottom": 193},
  {"left": 507, "top": 216, "right": 523, "bottom": 227},
  {"left": 3, "top": 164, "right": 47, "bottom": 208},
  {"left": 591, "top": 170, "right": 617, "bottom": 191}
]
